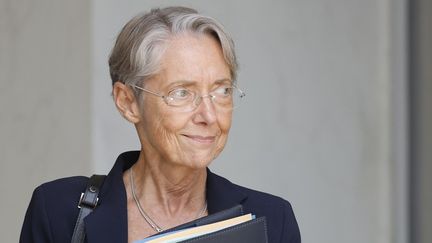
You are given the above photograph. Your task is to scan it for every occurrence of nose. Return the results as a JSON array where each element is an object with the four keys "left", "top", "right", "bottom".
[{"left": 192, "top": 95, "right": 217, "bottom": 125}]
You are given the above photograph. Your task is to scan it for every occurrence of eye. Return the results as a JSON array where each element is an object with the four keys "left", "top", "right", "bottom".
[
  {"left": 168, "top": 88, "right": 192, "bottom": 100},
  {"left": 213, "top": 86, "right": 233, "bottom": 97}
]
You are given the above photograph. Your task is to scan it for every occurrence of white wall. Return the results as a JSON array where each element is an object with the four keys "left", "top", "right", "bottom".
[
  {"left": 0, "top": 1, "right": 91, "bottom": 242},
  {"left": 92, "top": 1, "right": 406, "bottom": 243}
]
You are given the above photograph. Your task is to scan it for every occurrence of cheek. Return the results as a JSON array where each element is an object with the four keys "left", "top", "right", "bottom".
[
  {"left": 139, "top": 101, "right": 180, "bottom": 146},
  {"left": 215, "top": 112, "right": 232, "bottom": 148},
  {"left": 158, "top": 109, "right": 189, "bottom": 133},
  {"left": 219, "top": 111, "right": 232, "bottom": 134},
  {"left": 150, "top": 109, "right": 189, "bottom": 147}
]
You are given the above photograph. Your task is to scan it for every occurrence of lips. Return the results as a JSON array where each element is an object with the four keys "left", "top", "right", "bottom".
[{"left": 182, "top": 134, "right": 216, "bottom": 144}]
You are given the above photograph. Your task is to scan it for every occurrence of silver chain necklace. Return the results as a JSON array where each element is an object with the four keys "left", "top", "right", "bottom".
[{"left": 129, "top": 167, "right": 208, "bottom": 233}]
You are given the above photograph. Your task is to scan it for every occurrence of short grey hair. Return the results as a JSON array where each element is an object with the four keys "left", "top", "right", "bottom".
[{"left": 108, "top": 6, "right": 238, "bottom": 89}]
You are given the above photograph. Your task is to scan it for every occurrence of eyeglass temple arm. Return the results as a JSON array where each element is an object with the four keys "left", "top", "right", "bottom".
[
  {"left": 233, "top": 85, "right": 246, "bottom": 97},
  {"left": 130, "top": 85, "right": 165, "bottom": 98}
]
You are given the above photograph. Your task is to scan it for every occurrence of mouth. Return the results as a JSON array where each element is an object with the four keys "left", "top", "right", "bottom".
[{"left": 181, "top": 134, "right": 216, "bottom": 144}]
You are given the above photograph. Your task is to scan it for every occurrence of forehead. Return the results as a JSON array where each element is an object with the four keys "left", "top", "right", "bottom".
[{"left": 154, "top": 33, "right": 231, "bottom": 88}]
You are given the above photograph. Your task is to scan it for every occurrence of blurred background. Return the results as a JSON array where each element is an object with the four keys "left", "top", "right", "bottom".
[{"left": 1, "top": 0, "right": 430, "bottom": 242}]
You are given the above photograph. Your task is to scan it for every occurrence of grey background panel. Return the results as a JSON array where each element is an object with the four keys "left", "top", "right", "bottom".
[{"left": 0, "top": 1, "right": 91, "bottom": 242}]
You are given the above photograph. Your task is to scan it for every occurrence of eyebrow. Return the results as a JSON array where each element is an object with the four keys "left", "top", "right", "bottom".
[
  {"left": 213, "top": 78, "right": 233, "bottom": 85},
  {"left": 166, "top": 78, "right": 232, "bottom": 88}
]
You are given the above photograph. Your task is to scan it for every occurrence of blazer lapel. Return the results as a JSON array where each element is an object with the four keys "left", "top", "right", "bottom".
[
  {"left": 83, "top": 152, "right": 136, "bottom": 243},
  {"left": 206, "top": 169, "right": 248, "bottom": 214}
]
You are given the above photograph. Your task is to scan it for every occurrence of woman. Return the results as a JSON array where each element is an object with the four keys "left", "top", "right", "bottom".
[{"left": 20, "top": 6, "right": 300, "bottom": 243}]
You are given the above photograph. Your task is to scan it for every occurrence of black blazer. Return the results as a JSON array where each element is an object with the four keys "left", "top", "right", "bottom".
[{"left": 20, "top": 151, "right": 300, "bottom": 243}]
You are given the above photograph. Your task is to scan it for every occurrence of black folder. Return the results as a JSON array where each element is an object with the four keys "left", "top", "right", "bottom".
[
  {"left": 152, "top": 205, "right": 268, "bottom": 243},
  {"left": 179, "top": 216, "right": 268, "bottom": 243}
]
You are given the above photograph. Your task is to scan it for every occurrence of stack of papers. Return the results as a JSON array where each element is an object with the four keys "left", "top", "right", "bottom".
[{"left": 135, "top": 214, "right": 254, "bottom": 243}]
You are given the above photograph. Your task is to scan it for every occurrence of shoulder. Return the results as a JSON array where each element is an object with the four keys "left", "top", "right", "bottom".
[
  {"left": 209, "top": 171, "right": 293, "bottom": 213},
  {"left": 230, "top": 181, "right": 297, "bottom": 225},
  {"left": 233, "top": 182, "right": 290, "bottom": 208},
  {"left": 211, "top": 173, "right": 301, "bottom": 243},
  {"left": 20, "top": 176, "right": 89, "bottom": 243},
  {"left": 36, "top": 176, "right": 89, "bottom": 193},
  {"left": 33, "top": 176, "right": 89, "bottom": 210},
  {"left": 236, "top": 184, "right": 301, "bottom": 243}
]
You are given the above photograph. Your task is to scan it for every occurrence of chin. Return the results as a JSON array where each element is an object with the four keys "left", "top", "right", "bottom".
[{"left": 181, "top": 153, "right": 215, "bottom": 169}]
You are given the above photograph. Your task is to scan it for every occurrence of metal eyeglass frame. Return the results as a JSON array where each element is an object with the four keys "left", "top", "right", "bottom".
[{"left": 129, "top": 83, "right": 245, "bottom": 111}]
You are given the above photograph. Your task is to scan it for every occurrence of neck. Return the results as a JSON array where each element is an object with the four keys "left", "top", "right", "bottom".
[{"left": 127, "top": 150, "right": 207, "bottom": 217}]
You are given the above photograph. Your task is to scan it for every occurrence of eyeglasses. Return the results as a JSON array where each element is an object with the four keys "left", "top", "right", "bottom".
[{"left": 129, "top": 83, "right": 246, "bottom": 112}]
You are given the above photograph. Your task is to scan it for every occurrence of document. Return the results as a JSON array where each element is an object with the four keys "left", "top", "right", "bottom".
[{"left": 135, "top": 214, "right": 254, "bottom": 243}]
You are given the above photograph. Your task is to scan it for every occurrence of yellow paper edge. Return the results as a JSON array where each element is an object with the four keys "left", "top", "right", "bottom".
[{"left": 147, "top": 213, "right": 253, "bottom": 243}]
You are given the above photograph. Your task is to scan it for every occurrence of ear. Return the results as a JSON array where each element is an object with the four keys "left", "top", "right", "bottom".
[{"left": 112, "top": 82, "right": 141, "bottom": 124}]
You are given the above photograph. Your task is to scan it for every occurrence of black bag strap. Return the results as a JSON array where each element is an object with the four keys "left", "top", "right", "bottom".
[{"left": 71, "top": 174, "right": 106, "bottom": 243}]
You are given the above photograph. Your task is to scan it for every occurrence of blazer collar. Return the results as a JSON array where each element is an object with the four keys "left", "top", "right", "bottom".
[
  {"left": 206, "top": 169, "right": 248, "bottom": 213},
  {"left": 84, "top": 151, "right": 248, "bottom": 242}
]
